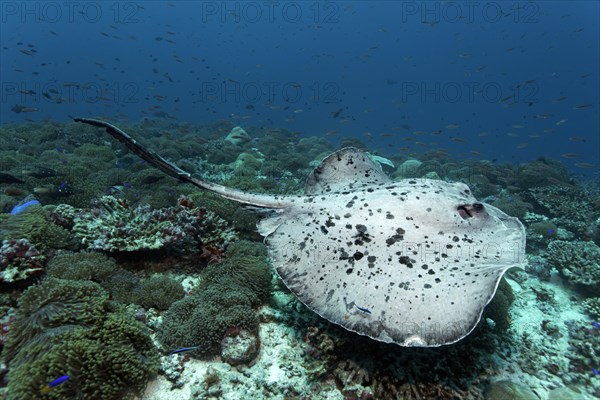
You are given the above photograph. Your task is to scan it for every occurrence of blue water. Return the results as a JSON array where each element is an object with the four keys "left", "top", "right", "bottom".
[{"left": 1, "top": 1, "right": 598, "bottom": 171}]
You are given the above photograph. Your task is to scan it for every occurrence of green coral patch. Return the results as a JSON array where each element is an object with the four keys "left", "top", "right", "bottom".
[
  {"left": 0, "top": 206, "right": 71, "bottom": 251},
  {"left": 157, "top": 240, "right": 272, "bottom": 358},
  {"left": 2, "top": 278, "right": 158, "bottom": 400},
  {"left": 137, "top": 275, "right": 185, "bottom": 310},
  {"left": 47, "top": 251, "right": 118, "bottom": 283},
  {"left": 3, "top": 278, "right": 108, "bottom": 366}
]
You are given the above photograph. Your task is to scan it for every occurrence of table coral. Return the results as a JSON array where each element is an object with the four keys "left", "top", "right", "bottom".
[
  {"left": 72, "top": 195, "right": 236, "bottom": 254},
  {"left": 0, "top": 239, "right": 45, "bottom": 283}
]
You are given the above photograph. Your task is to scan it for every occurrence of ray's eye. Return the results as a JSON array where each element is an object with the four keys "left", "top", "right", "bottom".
[
  {"left": 457, "top": 203, "right": 485, "bottom": 219},
  {"left": 457, "top": 205, "right": 471, "bottom": 219}
]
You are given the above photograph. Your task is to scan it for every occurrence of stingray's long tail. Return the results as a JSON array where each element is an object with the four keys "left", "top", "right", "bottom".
[
  {"left": 74, "top": 117, "right": 194, "bottom": 182},
  {"left": 74, "top": 117, "right": 289, "bottom": 209}
]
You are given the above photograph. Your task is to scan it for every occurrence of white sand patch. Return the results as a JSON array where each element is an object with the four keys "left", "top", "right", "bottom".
[
  {"left": 486, "top": 272, "right": 592, "bottom": 400},
  {"left": 137, "top": 305, "right": 343, "bottom": 400}
]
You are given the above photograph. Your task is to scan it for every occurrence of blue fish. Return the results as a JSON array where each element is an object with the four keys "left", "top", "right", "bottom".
[
  {"left": 592, "top": 322, "right": 600, "bottom": 328},
  {"left": 10, "top": 199, "right": 40, "bottom": 215},
  {"left": 593, "top": 367, "right": 599, "bottom": 376},
  {"left": 355, "top": 304, "right": 372, "bottom": 314},
  {"left": 168, "top": 346, "right": 200, "bottom": 355},
  {"left": 41, "top": 374, "right": 70, "bottom": 393}
]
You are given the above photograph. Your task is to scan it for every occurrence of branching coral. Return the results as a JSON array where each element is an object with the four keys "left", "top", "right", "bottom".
[{"left": 72, "top": 195, "right": 237, "bottom": 254}]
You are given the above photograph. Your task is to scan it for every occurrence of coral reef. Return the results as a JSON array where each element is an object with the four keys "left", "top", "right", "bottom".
[
  {"left": 4, "top": 120, "right": 600, "bottom": 399},
  {"left": 581, "top": 297, "right": 600, "bottom": 319},
  {"left": 2, "top": 278, "right": 108, "bottom": 365},
  {"left": 0, "top": 239, "right": 45, "bottom": 283},
  {"left": 514, "top": 158, "right": 571, "bottom": 189},
  {"left": 524, "top": 255, "right": 551, "bottom": 281},
  {"left": 300, "top": 319, "right": 499, "bottom": 400},
  {"left": 45, "top": 250, "right": 143, "bottom": 305},
  {"left": 72, "top": 195, "right": 236, "bottom": 255},
  {"left": 489, "top": 195, "right": 532, "bottom": 220},
  {"left": 231, "top": 152, "right": 263, "bottom": 172},
  {"left": 525, "top": 185, "right": 600, "bottom": 241},
  {"left": 2, "top": 278, "right": 158, "bottom": 400},
  {"left": 46, "top": 250, "right": 117, "bottom": 284},
  {"left": 394, "top": 159, "right": 422, "bottom": 179},
  {"left": 482, "top": 278, "right": 515, "bottom": 332},
  {"left": 136, "top": 275, "right": 185, "bottom": 310},
  {"left": 220, "top": 328, "right": 260, "bottom": 365},
  {"left": 47, "top": 251, "right": 184, "bottom": 310},
  {"left": 158, "top": 297, "right": 258, "bottom": 356},
  {"left": 196, "top": 240, "right": 272, "bottom": 302},
  {"left": 224, "top": 126, "right": 251, "bottom": 145},
  {"left": 546, "top": 240, "right": 600, "bottom": 291},
  {"left": 157, "top": 241, "right": 271, "bottom": 360},
  {"left": 529, "top": 220, "right": 558, "bottom": 238},
  {"left": 523, "top": 214, "right": 559, "bottom": 251},
  {"left": 103, "top": 269, "right": 141, "bottom": 304},
  {"left": 0, "top": 205, "right": 72, "bottom": 251},
  {"left": 564, "top": 320, "right": 600, "bottom": 397}
]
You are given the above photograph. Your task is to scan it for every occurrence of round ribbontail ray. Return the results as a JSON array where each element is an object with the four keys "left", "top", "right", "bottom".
[{"left": 74, "top": 118, "right": 527, "bottom": 347}]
